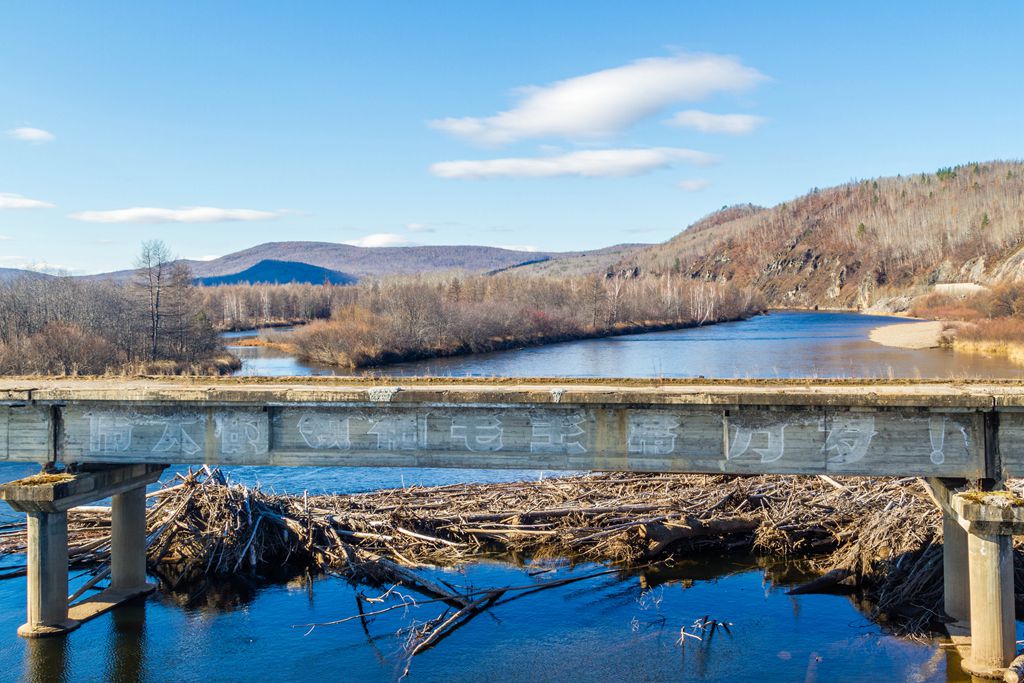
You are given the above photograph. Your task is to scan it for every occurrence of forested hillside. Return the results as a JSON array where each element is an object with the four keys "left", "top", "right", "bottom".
[
  {"left": 196, "top": 259, "right": 355, "bottom": 286},
  {"left": 0, "top": 268, "right": 52, "bottom": 283},
  {"left": 622, "top": 161, "right": 1024, "bottom": 309}
]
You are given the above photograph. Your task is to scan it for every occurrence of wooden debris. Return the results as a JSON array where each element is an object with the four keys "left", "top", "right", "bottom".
[{"left": 1, "top": 468, "right": 1020, "bottom": 640}]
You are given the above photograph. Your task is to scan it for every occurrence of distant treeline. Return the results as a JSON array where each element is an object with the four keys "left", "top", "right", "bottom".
[
  {"left": 289, "top": 273, "right": 764, "bottom": 369},
  {"left": 196, "top": 282, "right": 338, "bottom": 330},
  {"left": 0, "top": 241, "right": 231, "bottom": 375}
]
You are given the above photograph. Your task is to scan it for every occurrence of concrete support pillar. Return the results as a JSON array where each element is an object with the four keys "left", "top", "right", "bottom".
[
  {"left": 965, "top": 531, "right": 1016, "bottom": 677},
  {"left": 110, "top": 486, "right": 148, "bottom": 592},
  {"left": 1, "top": 465, "right": 166, "bottom": 639},
  {"left": 19, "top": 511, "right": 71, "bottom": 637},
  {"left": 942, "top": 510, "right": 971, "bottom": 628}
]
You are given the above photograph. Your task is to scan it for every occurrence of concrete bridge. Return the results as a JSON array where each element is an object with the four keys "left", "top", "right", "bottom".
[{"left": 2, "top": 377, "right": 1024, "bottom": 677}]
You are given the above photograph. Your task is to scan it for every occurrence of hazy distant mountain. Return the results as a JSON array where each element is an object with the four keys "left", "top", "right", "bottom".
[
  {"left": 88, "top": 241, "right": 652, "bottom": 283},
  {"left": 0, "top": 267, "right": 55, "bottom": 282},
  {"left": 196, "top": 259, "right": 356, "bottom": 286}
]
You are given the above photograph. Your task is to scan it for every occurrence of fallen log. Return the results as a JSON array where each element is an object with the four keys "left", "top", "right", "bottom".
[
  {"left": 639, "top": 517, "right": 760, "bottom": 558},
  {"left": 787, "top": 568, "right": 856, "bottom": 595}
]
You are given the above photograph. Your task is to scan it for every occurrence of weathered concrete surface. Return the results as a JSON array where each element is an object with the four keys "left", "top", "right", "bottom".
[
  {"left": 0, "top": 376, "right": 1017, "bottom": 407},
  {"left": 0, "top": 378, "right": 1021, "bottom": 477},
  {"left": 1, "top": 466, "right": 164, "bottom": 638},
  {"left": 0, "top": 465, "right": 166, "bottom": 513},
  {"left": 965, "top": 532, "right": 1016, "bottom": 678},
  {"left": 19, "top": 511, "right": 74, "bottom": 638},
  {"left": 110, "top": 486, "right": 150, "bottom": 592},
  {"left": 953, "top": 491, "right": 1024, "bottom": 536},
  {"left": 67, "top": 585, "right": 155, "bottom": 626}
]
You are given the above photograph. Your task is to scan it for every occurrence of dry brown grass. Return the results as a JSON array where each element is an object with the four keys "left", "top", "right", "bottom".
[
  {"left": 957, "top": 316, "right": 1024, "bottom": 343},
  {"left": 953, "top": 319, "right": 1024, "bottom": 365}
]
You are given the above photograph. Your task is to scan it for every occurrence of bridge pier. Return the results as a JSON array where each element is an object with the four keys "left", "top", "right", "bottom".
[
  {"left": 941, "top": 507, "right": 970, "bottom": 629},
  {"left": 21, "top": 511, "right": 74, "bottom": 637},
  {"left": 0, "top": 464, "right": 166, "bottom": 638},
  {"left": 110, "top": 487, "right": 149, "bottom": 593},
  {"left": 950, "top": 491, "right": 1024, "bottom": 679},
  {"left": 924, "top": 480, "right": 1024, "bottom": 678},
  {"left": 966, "top": 530, "right": 1015, "bottom": 676}
]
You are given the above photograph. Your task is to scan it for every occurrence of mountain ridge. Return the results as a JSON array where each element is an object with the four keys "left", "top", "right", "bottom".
[
  {"left": 0, "top": 267, "right": 55, "bottom": 282},
  {"left": 83, "top": 241, "right": 650, "bottom": 283}
]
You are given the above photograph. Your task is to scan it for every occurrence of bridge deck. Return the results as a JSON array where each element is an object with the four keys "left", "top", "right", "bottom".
[{"left": 0, "top": 378, "right": 1022, "bottom": 477}]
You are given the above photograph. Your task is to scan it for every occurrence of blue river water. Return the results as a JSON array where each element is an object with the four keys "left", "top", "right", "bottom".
[{"left": 1, "top": 311, "right": 1019, "bottom": 681}]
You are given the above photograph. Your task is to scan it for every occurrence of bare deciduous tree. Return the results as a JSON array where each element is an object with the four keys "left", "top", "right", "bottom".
[{"left": 135, "top": 240, "right": 174, "bottom": 361}]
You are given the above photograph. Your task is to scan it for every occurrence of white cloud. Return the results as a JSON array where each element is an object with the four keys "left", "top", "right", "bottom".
[
  {"left": 430, "top": 54, "right": 765, "bottom": 145},
  {"left": 498, "top": 244, "right": 539, "bottom": 252},
  {"left": 678, "top": 179, "right": 711, "bottom": 192},
  {"left": 6, "top": 260, "right": 80, "bottom": 274},
  {"left": 186, "top": 254, "right": 220, "bottom": 262},
  {"left": 0, "top": 254, "right": 79, "bottom": 274},
  {"left": 405, "top": 222, "right": 435, "bottom": 233},
  {"left": 343, "top": 233, "right": 413, "bottom": 248},
  {"left": 667, "top": 110, "right": 765, "bottom": 135},
  {"left": 0, "top": 235, "right": 10, "bottom": 241},
  {"left": 431, "top": 147, "right": 716, "bottom": 180},
  {"left": 68, "top": 206, "right": 283, "bottom": 224},
  {"left": 0, "top": 192, "right": 55, "bottom": 209},
  {"left": 7, "top": 127, "right": 55, "bottom": 143}
]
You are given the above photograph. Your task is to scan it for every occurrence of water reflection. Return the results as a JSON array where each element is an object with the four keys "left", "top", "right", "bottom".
[
  {"left": 23, "top": 636, "right": 69, "bottom": 683},
  {"left": 2, "top": 552, "right": 985, "bottom": 681},
  {"left": 107, "top": 600, "right": 146, "bottom": 683}
]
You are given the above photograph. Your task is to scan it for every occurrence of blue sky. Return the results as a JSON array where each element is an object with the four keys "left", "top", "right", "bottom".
[{"left": 1, "top": 1, "right": 1021, "bottom": 273}]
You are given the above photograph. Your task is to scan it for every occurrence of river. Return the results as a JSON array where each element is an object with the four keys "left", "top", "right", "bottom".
[
  {"left": 1, "top": 311, "right": 1020, "bottom": 682},
  {"left": 228, "top": 311, "right": 1024, "bottom": 380}
]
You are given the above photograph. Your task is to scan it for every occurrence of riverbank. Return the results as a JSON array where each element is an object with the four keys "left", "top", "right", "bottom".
[
  {"left": 228, "top": 336, "right": 297, "bottom": 352},
  {"left": 867, "top": 319, "right": 1024, "bottom": 367},
  {"left": 953, "top": 339, "right": 1024, "bottom": 366},
  {"left": 216, "top": 319, "right": 311, "bottom": 333},
  {"left": 887, "top": 283, "right": 1024, "bottom": 366},
  {"left": 868, "top": 320, "right": 946, "bottom": 350},
  {"left": 297, "top": 314, "right": 761, "bottom": 371}
]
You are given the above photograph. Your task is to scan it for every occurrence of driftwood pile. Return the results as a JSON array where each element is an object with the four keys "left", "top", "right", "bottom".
[{"left": 2, "top": 469, "right": 1023, "bottom": 662}]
